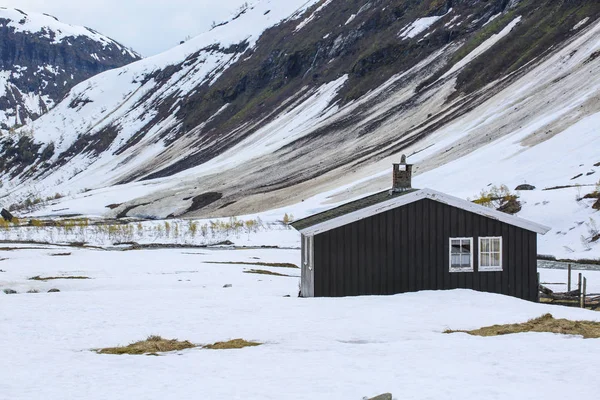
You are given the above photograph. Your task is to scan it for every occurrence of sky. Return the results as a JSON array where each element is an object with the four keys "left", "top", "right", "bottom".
[{"left": 1, "top": 0, "right": 247, "bottom": 56}]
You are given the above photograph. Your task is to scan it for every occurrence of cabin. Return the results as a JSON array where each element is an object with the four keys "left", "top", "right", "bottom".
[{"left": 291, "top": 156, "right": 551, "bottom": 301}]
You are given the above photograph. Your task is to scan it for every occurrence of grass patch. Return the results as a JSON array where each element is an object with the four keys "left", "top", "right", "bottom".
[
  {"left": 243, "top": 269, "right": 293, "bottom": 277},
  {"left": 203, "top": 338, "right": 262, "bottom": 350},
  {"left": 207, "top": 261, "right": 299, "bottom": 269},
  {"left": 29, "top": 275, "right": 90, "bottom": 281},
  {"left": 96, "top": 335, "right": 197, "bottom": 355},
  {"left": 444, "top": 314, "right": 600, "bottom": 339}
]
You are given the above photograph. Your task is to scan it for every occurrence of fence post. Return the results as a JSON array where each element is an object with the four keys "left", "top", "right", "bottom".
[
  {"left": 537, "top": 272, "right": 540, "bottom": 302},
  {"left": 567, "top": 264, "right": 572, "bottom": 292},
  {"left": 581, "top": 277, "right": 587, "bottom": 309}
]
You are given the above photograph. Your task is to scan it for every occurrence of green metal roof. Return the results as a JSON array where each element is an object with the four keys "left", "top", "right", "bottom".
[{"left": 291, "top": 188, "right": 419, "bottom": 231}]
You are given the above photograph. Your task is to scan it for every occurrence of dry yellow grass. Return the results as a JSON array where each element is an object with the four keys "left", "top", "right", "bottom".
[
  {"left": 96, "top": 336, "right": 197, "bottom": 355},
  {"left": 444, "top": 314, "right": 600, "bottom": 339},
  {"left": 203, "top": 338, "right": 262, "bottom": 350}
]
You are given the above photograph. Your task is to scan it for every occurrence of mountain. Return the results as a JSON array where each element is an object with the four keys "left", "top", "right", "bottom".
[
  {"left": 1, "top": 0, "right": 599, "bottom": 258},
  {"left": 0, "top": 7, "right": 140, "bottom": 129}
]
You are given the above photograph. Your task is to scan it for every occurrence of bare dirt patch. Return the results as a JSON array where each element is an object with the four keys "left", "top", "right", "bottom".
[
  {"left": 203, "top": 338, "right": 262, "bottom": 350},
  {"left": 444, "top": 314, "right": 600, "bottom": 339},
  {"left": 96, "top": 336, "right": 197, "bottom": 355}
]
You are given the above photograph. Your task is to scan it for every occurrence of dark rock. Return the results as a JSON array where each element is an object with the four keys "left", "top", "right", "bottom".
[
  {"left": 223, "top": 284, "right": 233, "bottom": 288},
  {"left": 593, "top": 198, "right": 600, "bottom": 211},
  {"left": 515, "top": 184, "right": 536, "bottom": 191},
  {"left": 3, "top": 288, "right": 17, "bottom": 294},
  {"left": 497, "top": 197, "right": 522, "bottom": 215},
  {"left": 1, "top": 208, "right": 14, "bottom": 222},
  {"left": 47, "top": 288, "right": 61, "bottom": 293},
  {"left": 366, "top": 394, "right": 392, "bottom": 400}
]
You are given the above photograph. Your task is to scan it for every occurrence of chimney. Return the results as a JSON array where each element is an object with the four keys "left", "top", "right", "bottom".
[{"left": 392, "top": 154, "right": 413, "bottom": 192}]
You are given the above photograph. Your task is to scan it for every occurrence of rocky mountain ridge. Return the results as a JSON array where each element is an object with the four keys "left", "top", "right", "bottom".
[{"left": 0, "top": 7, "right": 140, "bottom": 129}]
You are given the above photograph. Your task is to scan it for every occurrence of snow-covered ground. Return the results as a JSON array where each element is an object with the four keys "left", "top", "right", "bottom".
[{"left": 1, "top": 245, "right": 599, "bottom": 400}]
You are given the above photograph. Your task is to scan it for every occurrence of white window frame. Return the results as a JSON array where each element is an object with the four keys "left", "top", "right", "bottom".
[
  {"left": 479, "top": 236, "right": 503, "bottom": 272},
  {"left": 449, "top": 237, "right": 474, "bottom": 273}
]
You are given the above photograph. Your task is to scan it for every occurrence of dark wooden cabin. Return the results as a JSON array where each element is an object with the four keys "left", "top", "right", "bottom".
[{"left": 292, "top": 156, "right": 550, "bottom": 301}]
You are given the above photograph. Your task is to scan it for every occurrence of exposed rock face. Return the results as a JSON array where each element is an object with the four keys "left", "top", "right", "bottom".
[
  {"left": 515, "top": 184, "right": 536, "bottom": 191},
  {"left": 0, "top": 8, "right": 140, "bottom": 129}
]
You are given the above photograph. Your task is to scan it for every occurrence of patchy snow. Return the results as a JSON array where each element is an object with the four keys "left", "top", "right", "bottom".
[
  {"left": 573, "top": 17, "right": 590, "bottom": 31},
  {"left": 294, "top": 0, "right": 334, "bottom": 32},
  {"left": 441, "top": 16, "right": 522, "bottom": 79},
  {"left": 0, "top": 246, "right": 599, "bottom": 399},
  {"left": 483, "top": 13, "right": 501, "bottom": 27},
  {"left": 345, "top": 14, "right": 357, "bottom": 25},
  {"left": 399, "top": 9, "right": 452, "bottom": 39}
]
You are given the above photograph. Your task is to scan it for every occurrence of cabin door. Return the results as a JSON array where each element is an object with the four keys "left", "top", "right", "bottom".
[{"left": 301, "top": 235, "right": 315, "bottom": 297}]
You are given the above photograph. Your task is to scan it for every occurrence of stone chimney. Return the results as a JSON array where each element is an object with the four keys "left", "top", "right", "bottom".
[{"left": 392, "top": 154, "right": 413, "bottom": 192}]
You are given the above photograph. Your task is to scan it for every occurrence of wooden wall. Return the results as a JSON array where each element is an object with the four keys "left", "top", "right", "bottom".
[{"left": 311, "top": 198, "right": 538, "bottom": 301}]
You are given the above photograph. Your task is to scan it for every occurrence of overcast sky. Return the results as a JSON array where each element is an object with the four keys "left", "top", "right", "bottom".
[{"left": 2, "top": 0, "right": 246, "bottom": 56}]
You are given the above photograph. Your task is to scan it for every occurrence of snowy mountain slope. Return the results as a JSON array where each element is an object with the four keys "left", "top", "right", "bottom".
[
  {"left": 0, "top": 8, "right": 140, "bottom": 129},
  {"left": 1, "top": 0, "right": 600, "bottom": 258}
]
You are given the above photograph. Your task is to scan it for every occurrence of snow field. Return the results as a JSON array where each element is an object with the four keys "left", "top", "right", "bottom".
[{"left": 1, "top": 246, "right": 599, "bottom": 400}]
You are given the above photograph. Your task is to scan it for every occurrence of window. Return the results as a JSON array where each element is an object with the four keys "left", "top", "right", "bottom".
[
  {"left": 479, "top": 237, "right": 502, "bottom": 271},
  {"left": 450, "top": 238, "right": 473, "bottom": 272}
]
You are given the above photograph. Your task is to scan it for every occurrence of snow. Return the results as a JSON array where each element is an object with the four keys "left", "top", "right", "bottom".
[
  {"left": 345, "top": 14, "right": 357, "bottom": 25},
  {"left": 1, "top": 245, "right": 599, "bottom": 399},
  {"left": 399, "top": 9, "right": 452, "bottom": 39},
  {"left": 573, "top": 17, "right": 590, "bottom": 31}
]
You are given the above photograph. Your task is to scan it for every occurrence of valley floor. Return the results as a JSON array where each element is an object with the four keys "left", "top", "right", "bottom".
[{"left": 1, "top": 245, "right": 599, "bottom": 399}]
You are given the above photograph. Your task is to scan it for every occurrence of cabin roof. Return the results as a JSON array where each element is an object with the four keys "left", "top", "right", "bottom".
[
  {"left": 291, "top": 188, "right": 551, "bottom": 236},
  {"left": 292, "top": 188, "right": 419, "bottom": 231}
]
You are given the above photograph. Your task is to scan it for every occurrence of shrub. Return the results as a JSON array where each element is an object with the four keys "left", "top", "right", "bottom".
[{"left": 472, "top": 185, "right": 521, "bottom": 214}]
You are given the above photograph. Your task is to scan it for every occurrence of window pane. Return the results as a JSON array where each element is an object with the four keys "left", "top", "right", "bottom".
[
  {"left": 451, "top": 240, "right": 461, "bottom": 253},
  {"left": 481, "top": 239, "right": 490, "bottom": 252},
  {"left": 492, "top": 253, "right": 501, "bottom": 267},
  {"left": 461, "top": 254, "right": 470, "bottom": 266},
  {"left": 492, "top": 238, "right": 500, "bottom": 252},
  {"left": 451, "top": 254, "right": 460, "bottom": 266},
  {"left": 461, "top": 241, "right": 471, "bottom": 253},
  {"left": 481, "top": 253, "right": 490, "bottom": 267}
]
